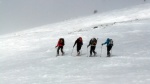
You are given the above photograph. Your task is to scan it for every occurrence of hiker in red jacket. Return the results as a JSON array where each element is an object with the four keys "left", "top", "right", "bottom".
[{"left": 55, "top": 38, "right": 65, "bottom": 56}]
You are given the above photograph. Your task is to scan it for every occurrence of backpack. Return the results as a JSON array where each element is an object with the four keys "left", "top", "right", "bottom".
[
  {"left": 90, "top": 38, "right": 97, "bottom": 45},
  {"left": 59, "top": 38, "right": 65, "bottom": 45},
  {"left": 108, "top": 39, "right": 113, "bottom": 46}
]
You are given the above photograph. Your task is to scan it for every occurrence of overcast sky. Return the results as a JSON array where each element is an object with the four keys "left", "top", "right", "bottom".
[{"left": 0, "top": 0, "right": 147, "bottom": 35}]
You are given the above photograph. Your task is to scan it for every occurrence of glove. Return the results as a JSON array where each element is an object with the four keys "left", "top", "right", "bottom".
[
  {"left": 87, "top": 45, "right": 89, "bottom": 48},
  {"left": 101, "top": 44, "right": 103, "bottom": 46},
  {"left": 73, "top": 46, "right": 74, "bottom": 48},
  {"left": 55, "top": 46, "right": 57, "bottom": 48}
]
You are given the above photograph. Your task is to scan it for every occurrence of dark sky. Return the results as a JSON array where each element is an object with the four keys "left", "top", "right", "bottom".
[{"left": 0, "top": 0, "right": 147, "bottom": 35}]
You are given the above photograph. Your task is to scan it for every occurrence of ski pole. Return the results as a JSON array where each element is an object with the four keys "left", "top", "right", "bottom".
[
  {"left": 111, "top": 49, "right": 112, "bottom": 56},
  {"left": 55, "top": 47, "right": 58, "bottom": 57},
  {"left": 71, "top": 47, "right": 74, "bottom": 56},
  {"left": 87, "top": 47, "right": 88, "bottom": 57},
  {"left": 100, "top": 46, "right": 102, "bottom": 57}
]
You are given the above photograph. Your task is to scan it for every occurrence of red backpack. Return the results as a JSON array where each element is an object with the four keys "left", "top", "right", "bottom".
[{"left": 59, "top": 38, "right": 65, "bottom": 45}]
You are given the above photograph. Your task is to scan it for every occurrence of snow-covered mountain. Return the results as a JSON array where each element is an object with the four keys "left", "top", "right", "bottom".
[{"left": 0, "top": 3, "right": 150, "bottom": 84}]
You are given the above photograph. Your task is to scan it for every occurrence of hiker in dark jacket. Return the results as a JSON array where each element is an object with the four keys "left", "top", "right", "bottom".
[
  {"left": 102, "top": 38, "right": 113, "bottom": 57},
  {"left": 55, "top": 38, "right": 64, "bottom": 56},
  {"left": 87, "top": 38, "right": 97, "bottom": 56},
  {"left": 73, "top": 37, "right": 83, "bottom": 56}
]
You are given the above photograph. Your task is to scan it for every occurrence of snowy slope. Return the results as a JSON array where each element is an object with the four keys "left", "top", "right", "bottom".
[{"left": 0, "top": 3, "right": 150, "bottom": 84}]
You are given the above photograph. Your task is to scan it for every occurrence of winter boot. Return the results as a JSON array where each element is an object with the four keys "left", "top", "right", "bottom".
[
  {"left": 94, "top": 52, "right": 97, "bottom": 56},
  {"left": 77, "top": 52, "right": 80, "bottom": 56},
  {"left": 107, "top": 53, "right": 110, "bottom": 57},
  {"left": 89, "top": 54, "right": 92, "bottom": 57},
  {"left": 62, "top": 52, "right": 65, "bottom": 56}
]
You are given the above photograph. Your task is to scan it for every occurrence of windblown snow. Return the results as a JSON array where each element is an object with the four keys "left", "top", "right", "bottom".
[{"left": 0, "top": 3, "right": 150, "bottom": 84}]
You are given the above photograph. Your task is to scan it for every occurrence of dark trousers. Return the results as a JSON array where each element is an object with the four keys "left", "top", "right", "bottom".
[
  {"left": 57, "top": 46, "right": 64, "bottom": 54},
  {"left": 90, "top": 46, "right": 96, "bottom": 55},
  {"left": 107, "top": 45, "right": 112, "bottom": 56},
  {"left": 77, "top": 45, "right": 82, "bottom": 53}
]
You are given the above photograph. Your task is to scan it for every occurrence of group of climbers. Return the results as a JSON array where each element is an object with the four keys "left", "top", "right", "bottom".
[{"left": 55, "top": 37, "right": 113, "bottom": 57}]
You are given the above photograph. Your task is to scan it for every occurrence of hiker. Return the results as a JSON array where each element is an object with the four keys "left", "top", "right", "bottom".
[
  {"left": 102, "top": 38, "right": 113, "bottom": 57},
  {"left": 87, "top": 38, "right": 97, "bottom": 57},
  {"left": 55, "top": 38, "right": 65, "bottom": 56},
  {"left": 73, "top": 37, "right": 83, "bottom": 56}
]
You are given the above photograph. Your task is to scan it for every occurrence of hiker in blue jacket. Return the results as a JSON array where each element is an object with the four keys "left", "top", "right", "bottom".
[{"left": 102, "top": 38, "right": 113, "bottom": 57}]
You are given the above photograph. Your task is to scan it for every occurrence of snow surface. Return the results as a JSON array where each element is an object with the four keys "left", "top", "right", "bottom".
[{"left": 0, "top": 3, "right": 150, "bottom": 84}]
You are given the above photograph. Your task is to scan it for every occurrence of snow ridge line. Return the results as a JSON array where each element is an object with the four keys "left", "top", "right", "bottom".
[{"left": 68, "top": 18, "right": 150, "bottom": 34}]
